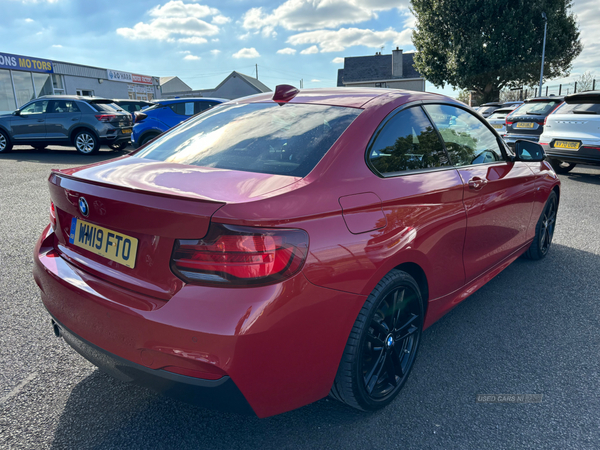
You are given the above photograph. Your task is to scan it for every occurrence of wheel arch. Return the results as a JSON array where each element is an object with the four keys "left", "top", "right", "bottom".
[
  {"left": 393, "top": 262, "right": 429, "bottom": 316},
  {"left": 70, "top": 126, "right": 98, "bottom": 144}
]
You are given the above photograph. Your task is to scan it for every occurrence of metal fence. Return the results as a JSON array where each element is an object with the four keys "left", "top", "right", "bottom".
[{"left": 502, "top": 79, "right": 599, "bottom": 101}]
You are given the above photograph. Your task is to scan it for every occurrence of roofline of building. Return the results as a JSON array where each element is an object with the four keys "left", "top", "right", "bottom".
[{"left": 342, "top": 77, "right": 424, "bottom": 85}]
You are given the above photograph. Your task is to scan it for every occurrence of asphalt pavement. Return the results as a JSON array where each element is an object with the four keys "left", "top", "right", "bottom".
[{"left": 1, "top": 145, "right": 599, "bottom": 449}]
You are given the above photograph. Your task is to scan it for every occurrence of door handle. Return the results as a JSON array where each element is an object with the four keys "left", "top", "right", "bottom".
[{"left": 468, "top": 177, "right": 488, "bottom": 190}]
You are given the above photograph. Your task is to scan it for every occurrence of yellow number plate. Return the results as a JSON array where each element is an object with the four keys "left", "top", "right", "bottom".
[
  {"left": 553, "top": 140, "right": 580, "bottom": 150},
  {"left": 492, "top": 124, "right": 503, "bottom": 129},
  {"left": 516, "top": 122, "right": 535, "bottom": 128},
  {"left": 122, "top": 128, "right": 132, "bottom": 134},
  {"left": 69, "top": 218, "right": 138, "bottom": 268}
]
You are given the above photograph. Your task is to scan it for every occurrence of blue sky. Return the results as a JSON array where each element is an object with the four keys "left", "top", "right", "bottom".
[{"left": 2, "top": 0, "right": 598, "bottom": 97}]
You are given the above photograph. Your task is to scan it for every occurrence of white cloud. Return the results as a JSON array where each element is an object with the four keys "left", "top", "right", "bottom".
[
  {"left": 332, "top": 57, "right": 344, "bottom": 64},
  {"left": 242, "top": 0, "right": 409, "bottom": 33},
  {"left": 300, "top": 45, "right": 319, "bottom": 54},
  {"left": 311, "top": 79, "right": 321, "bottom": 82},
  {"left": 212, "top": 38, "right": 219, "bottom": 42},
  {"left": 277, "top": 47, "right": 297, "bottom": 55},
  {"left": 178, "top": 50, "right": 191, "bottom": 54},
  {"left": 288, "top": 27, "right": 412, "bottom": 52},
  {"left": 51, "top": 44, "right": 62, "bottom": 48},
  {"left": 178, "top": 36, "right": 208, "bottom": 44},
  {"left": 24, "top": 18, "right": 34, "bottom": 23},
  {"left": 210, "top": 49, "right": 221, "bottom": 55},
  {"left": 233, "top": 47, "right": 260, "bottom": 59},
  {"left": 571, "top": 0, "right": 600, "bottom": 74},
  {"left": 212, "top": 15, "right": 231, "bottom": 25},
  {"left": 184, "top": 54, "right": 200, "bottom": 60},
  {"left": 117, "top": 1, "right": 221, "bottom": 42}
]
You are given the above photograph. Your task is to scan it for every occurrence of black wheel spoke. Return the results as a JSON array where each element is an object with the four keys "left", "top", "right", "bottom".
[
  {"left": 371, "top": 318, "right": 389, "bottom": 336},
  {"left": 393, "top": 289, "right": 405, "bottom": 328},
  {"left": 384, "top": 353, "right": 397, "bottom": 387},
  {"left": 394, "top": 313, "right": 419, "bottom": 341},
  {"left": 365, "top": 349, "right": 386, "bottom": 394},
  {"left": 366, "top": 334, "right": 385, "bottom": 351}
]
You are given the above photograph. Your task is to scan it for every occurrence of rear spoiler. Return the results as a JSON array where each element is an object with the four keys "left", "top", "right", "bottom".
[{"left": 564, "top": 91, "right": 600, "bottom": 104}]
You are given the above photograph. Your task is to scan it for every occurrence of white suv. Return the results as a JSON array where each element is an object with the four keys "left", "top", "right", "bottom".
[{"left": 540, "top": 91, "right": 600, "bottom": 173}]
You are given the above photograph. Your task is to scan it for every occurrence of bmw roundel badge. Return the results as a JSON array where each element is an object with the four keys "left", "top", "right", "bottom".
[{"left": 79, "top": 197, "right": 89, "bottom": 217}]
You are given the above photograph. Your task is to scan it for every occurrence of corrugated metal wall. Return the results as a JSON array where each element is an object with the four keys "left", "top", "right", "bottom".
[{"left": 53, "top": 62, "right": 107, "bottom": 79}]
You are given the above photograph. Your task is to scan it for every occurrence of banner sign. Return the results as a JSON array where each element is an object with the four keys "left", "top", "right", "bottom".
[
  {"left": 108, "top": 69, "right": 153, "bottom": 85},
  {"left": 0, "top": 52, "right": 54, "bottom": 73}
]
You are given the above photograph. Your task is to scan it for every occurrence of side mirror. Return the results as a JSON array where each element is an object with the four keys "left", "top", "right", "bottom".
[
  {"left": 13, "top": 110, "right": 21, "bottom": 116},
  {"left": 514, "top": 140, "right": 545, "bottom": 162}
]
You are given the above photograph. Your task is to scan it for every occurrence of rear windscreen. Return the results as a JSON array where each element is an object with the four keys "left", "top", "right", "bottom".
[
  {"left": 134, "top": 102, "right": 362, "bottom": 177},
  {"left": 557, "top": 102, "right": 600, "bottom": 114},
  {"left": 512, "top": 100, "right": 562, "bottom": 116},
  {"left": 90, "top": 102, "right": 122, "bottom": 112}
]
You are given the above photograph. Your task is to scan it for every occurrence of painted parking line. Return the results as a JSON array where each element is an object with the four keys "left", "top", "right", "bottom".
[{"left": 0, "top": 373, "right": 37, "bottom": 404}]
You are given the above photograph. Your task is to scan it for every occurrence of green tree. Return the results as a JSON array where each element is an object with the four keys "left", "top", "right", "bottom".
[{"left": 411, "top": 0, "right": 582, "bottom": 103}]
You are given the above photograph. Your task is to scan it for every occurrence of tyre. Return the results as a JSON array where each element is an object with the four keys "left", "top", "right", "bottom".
[
  {"left": 109, "top": 142, "right": 129, "bottom": 151},
  {"left": 140, "top": 133, "right": 159, "bottom": 146},
  {"left": 0, "top": 130, "right": 12, "bottom": 153},
  {"left": 523, "top": 191, "right": 558, "bottom": 260},
  {"left": 74, "top": 130, "right": 99, "bottom": 155},
  {"left": 330, "top": 269, "right": 424, "bottom": 411},
  {"left": 549, "top": 159, "right": 576, "bottom": 174}
]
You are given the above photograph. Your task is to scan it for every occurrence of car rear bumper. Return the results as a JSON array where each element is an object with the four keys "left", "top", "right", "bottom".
[
  {"left": 33, "top": 225, "right": 365, "bottom": 417},
  {"left": 51, "top": 314, "right": 255, "bottom": 414},
  {"left": 542, "top": 143, "right": 600, "bottom": 166}
]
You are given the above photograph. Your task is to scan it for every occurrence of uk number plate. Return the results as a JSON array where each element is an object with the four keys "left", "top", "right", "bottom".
[
  {"left": 553, "top": 140, "right": 580, "bottom": 150},
  {"left": 492, "top": 124, "right": 503, "bottom": 129},
  {"left": 516, "top": 122, "right": 535, "bottom": 128},
  {"left": 121, "top": 128, "right": 132, "bottom": 134},
  {"left": 69, "top": 218, "right": 138, "bottom": 268}
]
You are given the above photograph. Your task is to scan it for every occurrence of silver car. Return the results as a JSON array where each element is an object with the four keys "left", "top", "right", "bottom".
[{"left": 486, "top": 107, "right": 515, "bottom": 136}]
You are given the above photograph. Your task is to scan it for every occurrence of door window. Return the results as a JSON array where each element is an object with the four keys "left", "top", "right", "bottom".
[
  {"left": 49, "top": 100, "right": 80, "bottom": 113},
  {"left": 20, "top": 100, "right": 49, "bottom": 115},
  {"left": 424, "top": 104, "right": 504, "bottom": 166},
  {"left": 367, "top": 106, "right": 450, "bottom": 176},
  {"left": 169, "top": 102, "right": 195, "bottom": 116},
  {"left": 194, "top": 101, "right": 219, "bottom": 114}
]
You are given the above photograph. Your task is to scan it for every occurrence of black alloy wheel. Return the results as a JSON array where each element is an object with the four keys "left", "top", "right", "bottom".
[
  {"left": 331, "top": 270, "right": 423, "bottom": 411},
  {"left": 524, "top": 191, "right": 558, "bottom": 260},
  {"left": 549, "top": 159, "right": 576, "bottom": 174}
]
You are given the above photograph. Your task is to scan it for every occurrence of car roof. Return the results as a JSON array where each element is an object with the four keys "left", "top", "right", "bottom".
[
  {"left": 235, "top": 87, "right": 452, "bottom": 109},
  {"left": 480, "top": 102, "right": 503, "bottom": 107},
  {"left": 489, "top": 107, "right": 514, "bottom": 114},
  {"left": 111, "top": 99, "right": 154, "bottom": 103},
  {"left": 156, "top": 97, "right": 228, "bottom": 105},
  {"left": 564, "top": 91, "right": 600, "bottom": 104},
  {"left": 38, "top": 94, "right": 111, "bottom": 102},
  {"left": 524, "top": 96, "right": 564, "bottom": 103}
]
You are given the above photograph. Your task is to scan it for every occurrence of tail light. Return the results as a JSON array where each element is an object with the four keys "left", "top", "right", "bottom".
[
  {"left": 95, "top": 114, "right": 116, "bottom": 122},
  {"left": 582, "top": 146, "right": 600, "bottom": 151},
  {"left": 50, "top": 201, "right": 56, "bottom": 229},
  {"left": 171, "top": 223, "right": 309, "bottom": 286},
  {"left": 134, "top": 112, "right": 147, "bottom": 123},
  {"left": 543, "top": 103, "right": 563, "bottom": 125}
]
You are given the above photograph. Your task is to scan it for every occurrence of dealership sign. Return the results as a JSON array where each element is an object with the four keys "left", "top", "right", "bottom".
[
  {"left": 0, "top": 52, "right": 53, "bottom": 73},
  {"left": 107, "top": 69, "right": 153, "bottom": 85}
]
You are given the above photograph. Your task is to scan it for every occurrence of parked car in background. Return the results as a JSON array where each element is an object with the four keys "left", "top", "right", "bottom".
[
  {"left": 540, "top": 91, "right": 600, "bottom": 173},
  {"left": 0, "top": 95, "right": 133, "bottom": 154},
  {"left": 34, "top": 86, "right": 560, "bottom": 418},
  {"left": 503, "top": 97, "right": 564, "bottom": 148},
  {"left": 486, "top": 107, "right": 515, "bottom": 136},
  {"left": 131, "top": 98, "right": 226, "bottom": 147},
  {"left": 106, "top": 99, "right": 155, "bottom": 150},
  {"left": 477, "top": 102, "right": 504, "bottom": 118},
  {"left": 501, "top": 101, "right": 524, "bottom": 110}
]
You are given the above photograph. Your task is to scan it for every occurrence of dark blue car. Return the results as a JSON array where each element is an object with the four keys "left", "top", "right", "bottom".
[{"left": 131, "top": 98, "right": 226, "bottom": 148}]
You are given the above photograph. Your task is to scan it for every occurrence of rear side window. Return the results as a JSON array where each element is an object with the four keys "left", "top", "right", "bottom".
[
  {"left": 424, "top": 104, "right": 504, "bottom": 166},
  {"left": 368, "top": 106, "right": 449, "bottom": 175},
  {"left": 169, "top": 102, "right": 196, "bottom": 116},
  {"left": 557, "top": 102, "right": 600, "bottom": 115},
  {"left": 135, "top": 103, "right": 361, "bottom": 177},
  {"left": 194, "top": 101, "right": 219, "bottom": 114},
  {"left": 49, "top": 100, "right": 80, "bottom": 113}
]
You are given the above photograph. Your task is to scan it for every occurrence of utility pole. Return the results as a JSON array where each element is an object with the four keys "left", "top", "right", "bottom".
[
  {"left": 538, "top": 12, "right": 548, "bottom": 97},
  {"left": 256, "top": 64, "right": 258, "bottom": 80}
]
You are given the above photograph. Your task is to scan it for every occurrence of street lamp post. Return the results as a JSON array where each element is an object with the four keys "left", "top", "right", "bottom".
[{"left": 538, "top": 12, "right": 548, "bottom": 97}]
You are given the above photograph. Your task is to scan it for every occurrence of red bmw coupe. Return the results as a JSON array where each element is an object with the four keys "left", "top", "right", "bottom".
[{"left": 33, "top": 87, "right": 560, "bottom": 418}]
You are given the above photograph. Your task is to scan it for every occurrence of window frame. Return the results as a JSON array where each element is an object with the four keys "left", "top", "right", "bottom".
[{"left": 365, "top": 101, "right": 513, "bottom": 179}]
